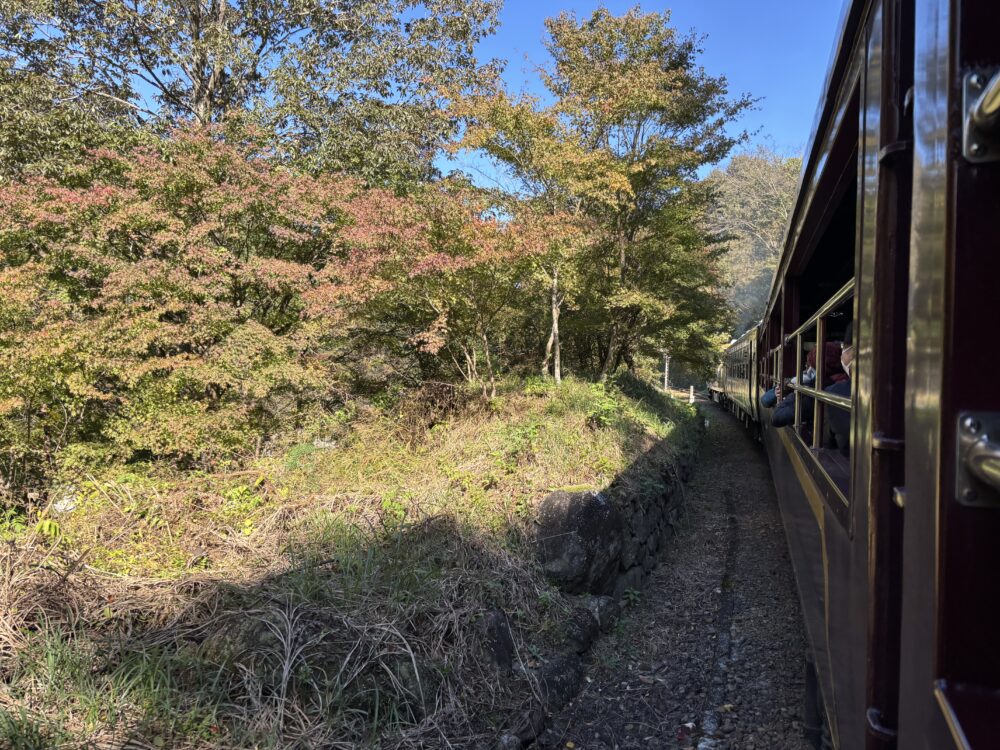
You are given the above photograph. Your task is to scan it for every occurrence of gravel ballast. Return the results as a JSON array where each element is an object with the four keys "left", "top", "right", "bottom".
[{"left": 537, "top": 403, "right": 814, "bottom": 750}]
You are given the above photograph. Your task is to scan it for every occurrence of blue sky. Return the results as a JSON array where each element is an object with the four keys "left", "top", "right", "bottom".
[{"left": 443, "top": 0, "right": 847, "bottom": 186}]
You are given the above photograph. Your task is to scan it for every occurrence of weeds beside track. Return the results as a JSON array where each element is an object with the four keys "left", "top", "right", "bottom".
[{"left": 1, "top": 376, "right": 699, "bottom": 749}]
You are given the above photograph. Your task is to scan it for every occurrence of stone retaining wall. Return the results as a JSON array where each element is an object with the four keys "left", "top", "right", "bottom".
[
  {"left": 535, "top": 420, "right": 702, "bottom": 602},
  {"left": 495, "top": 410, "right": 704, "bottom": 748}
]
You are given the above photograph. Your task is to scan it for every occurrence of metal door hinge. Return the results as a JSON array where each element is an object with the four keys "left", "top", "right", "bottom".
[
  {"left": 956, "top": 412, "right": 1000, "bottom": 507},
  {"left": 963, "top": 70, "right": 1000, "bottom": 163}
]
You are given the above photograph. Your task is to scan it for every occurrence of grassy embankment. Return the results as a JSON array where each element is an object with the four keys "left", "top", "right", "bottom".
[{"left": 1, "top": 375, "right": 699, "bottom": 749}]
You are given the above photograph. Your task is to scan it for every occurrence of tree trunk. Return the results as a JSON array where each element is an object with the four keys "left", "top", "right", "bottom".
[
  {"left": 189, "top": 6, "right": 206, "bottom": 124},
  {"left": 599, "top": 231, "right": 629, "bottom": 383},
  {"left": 622, "top": 346, "right": 636, "bottom": 374},
  {"left": 552, "top": 296, "right": 561, "bottom": 385},
  {"left": 542, "top": 326, "right": 554, "bottom": 378},
  {"left": 541, "top": 269, "right": 562, "bottom": 384},
  {"left": 598, "top": 327, "right": 617, "bottom": 382},
  {"left": 456, "top": 343, "right": 477, "bottom": 383},
  {"left": 189, "top": 1, "right": 226, "bottom": 125},
  {"left": 480, "top": 331, "right": 497, "bottom": 398}
]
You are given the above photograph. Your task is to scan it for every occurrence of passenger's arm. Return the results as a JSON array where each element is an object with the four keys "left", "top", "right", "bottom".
[
  {"left": 761, "top": 388, "right": 778, "bottom": 409},
  {"left": 771, "top": 394, "right": 796, "bottom": 427}
]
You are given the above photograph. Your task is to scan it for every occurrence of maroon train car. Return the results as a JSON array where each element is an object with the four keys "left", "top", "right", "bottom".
[{"left": 718, "top": 0, "right": 1000, "bottom": 747}]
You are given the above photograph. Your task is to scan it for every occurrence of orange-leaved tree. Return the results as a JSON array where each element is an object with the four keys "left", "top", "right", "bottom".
[
  {"left": 0, "top": 127, "right": 542, "bottom": 494},
  {"left": 0, "top": 129, "right": 352, "bottom": 487},
  {"left": 338, "top": 181, "right": 551, "bottom": 397}
]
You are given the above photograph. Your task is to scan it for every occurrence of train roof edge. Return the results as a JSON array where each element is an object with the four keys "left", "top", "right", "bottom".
[{"left": 764, "top": 0, "right": 869, "bottom": 323}]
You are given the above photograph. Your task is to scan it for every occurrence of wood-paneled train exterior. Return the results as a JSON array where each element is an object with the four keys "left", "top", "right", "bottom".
[{"left": 712, "top": 0, "right": 1000, "bottom": 748}]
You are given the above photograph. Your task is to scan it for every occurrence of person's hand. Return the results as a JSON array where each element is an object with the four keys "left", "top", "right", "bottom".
[{"left": 775, "top": 381, "right": 782, "bottom": 401}]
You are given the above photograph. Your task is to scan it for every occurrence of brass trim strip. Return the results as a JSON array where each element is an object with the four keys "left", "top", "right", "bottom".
[
  {"left": 788, "top": 384, "right": 853, "bottom": 410},
  {"left": 778, "top": 427, "right": 836, "bottom": 746},
  {"left": 778, "top": 427, "right": 826, "bottom": 527},
  {"left": 933, "top": 683, "right": 973, "bottom": 750},
  {"left": 784, "top": 279, "right": 856, "bottom": 342}
]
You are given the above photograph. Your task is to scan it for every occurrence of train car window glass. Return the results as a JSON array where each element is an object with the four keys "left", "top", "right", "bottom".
[
  {"left": 793, "top": 334, "right": 803, "bottom": 430},
  {"left": 785, "top": 281, "right": 855, "bottom": 501}
]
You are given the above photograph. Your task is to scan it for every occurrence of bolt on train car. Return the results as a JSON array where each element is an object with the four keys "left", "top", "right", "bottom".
[{"left": 710, "top": 0, "right": 999, "bottom": 748}]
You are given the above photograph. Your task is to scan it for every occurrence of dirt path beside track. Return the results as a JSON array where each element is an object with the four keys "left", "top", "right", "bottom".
[{"left": 537, "top": 402, "right": 814, "bottom": 750}]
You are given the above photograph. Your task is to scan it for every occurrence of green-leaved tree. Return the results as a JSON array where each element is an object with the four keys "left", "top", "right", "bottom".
[
  {"left": 455, "top": 7, "right": 749, "bottom": 378},
  {"left": 0, "top": 0, "right": 501, "bottom": 185},
  {"left": 0, "top": 60, "right": 140, "bottom": 182}
]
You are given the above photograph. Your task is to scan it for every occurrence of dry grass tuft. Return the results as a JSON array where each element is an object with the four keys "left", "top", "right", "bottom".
[{"left": 1, "top": 375, "right": 698, "bottom": 749}]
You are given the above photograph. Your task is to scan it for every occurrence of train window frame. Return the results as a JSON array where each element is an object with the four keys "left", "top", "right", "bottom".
[{"left": 784, "top": 278, "right": 855, "bottom": 507}]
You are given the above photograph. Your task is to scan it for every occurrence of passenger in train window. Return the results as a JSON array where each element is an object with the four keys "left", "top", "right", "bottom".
[
  {"left": 770, "top": 356, "right": 817, "bottom": 428},
  {"left": 824, "top": 323, "right": 853, "bottom": 455},
  {"left": 771, "top": 341, "right": 845, "bottom": 432},
  {"left": 771, "top": 389, "right": 805, "bottom": 428},
  {"left": 761, "top": 386, "right": 778, "bottom": 409},
  {"left": 816, "top": 341, "right": 848, "bottom": 389}
]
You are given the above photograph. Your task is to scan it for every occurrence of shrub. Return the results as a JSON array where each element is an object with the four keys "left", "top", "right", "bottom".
[
  {"left": 0, "top": 128, "right": 543, "bottom": 495},
  {"left": 0, "top": 129, "right": 352, "bottom": 489}
]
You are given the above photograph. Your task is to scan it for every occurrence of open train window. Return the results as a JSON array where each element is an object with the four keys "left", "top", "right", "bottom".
[
  {"left": 788, "top": 290, "right": 853, "bottom": 492},
  {"left": 781, "top": 121, "right": 858, "bottom": 506}
]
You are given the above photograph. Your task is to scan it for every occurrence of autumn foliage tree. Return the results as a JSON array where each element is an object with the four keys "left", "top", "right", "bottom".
[
  {"left": 1, "top": 131, "right": 337, "bottom": 485},
  {"left": 328, "top": 180, "right": 550, "bottom": 397},
  {"left": 0, "top": 4, "right": 759, "bottom": 500},
  {"left": 0, "top": 128, "right": 546, "bottom": 491},
  {"left": 454, "top": 7, "right": 748, "bottom": 381},
  {"left": 707, "top": 146, "right": 801, "bottom": 334}
]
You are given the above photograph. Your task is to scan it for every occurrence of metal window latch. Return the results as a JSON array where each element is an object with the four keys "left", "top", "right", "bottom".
[
  {"left": 893, "top": 486, "right": 906, "bottom": 509},
  {"left": 963, "top": 70, "right": 1000, "bottom": 163},
  {"left": 866, "top": 706, "right": 898, "bottom": 741},
  {"left": 956, "top": 412, "right": 1000, "bottom": 507},
  {"left": 872, "top": 432, "right": 904, "bottom": 451}
]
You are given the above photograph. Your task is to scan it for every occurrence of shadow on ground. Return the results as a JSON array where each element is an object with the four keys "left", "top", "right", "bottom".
[{"left": 1, "top": 379, "right": 702, "bottom": 750}]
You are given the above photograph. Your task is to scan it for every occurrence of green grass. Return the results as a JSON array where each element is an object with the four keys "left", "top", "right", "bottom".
[{"left": 1, "top": 374, "right": 699, "bottom": 749}]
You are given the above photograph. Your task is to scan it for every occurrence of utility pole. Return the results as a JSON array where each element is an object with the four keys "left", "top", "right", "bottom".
[{"left": 663, "top": 352, "right": 671, "bottom": 391}]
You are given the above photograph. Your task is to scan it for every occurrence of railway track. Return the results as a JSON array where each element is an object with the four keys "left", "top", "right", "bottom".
[{"left": 537, "top": 403, "right": 812, "bottom": 750}]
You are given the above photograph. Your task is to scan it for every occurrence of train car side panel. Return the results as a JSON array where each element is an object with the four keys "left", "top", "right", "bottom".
[
  {"left": 898, "top": 0, "right": 1000, "bottom": 746},
  {"left": 720, "top": 327, "right": 760, "bottom": 427},
  {"left": 718, "top": 0, "right": 1000, "bottom": 745}
]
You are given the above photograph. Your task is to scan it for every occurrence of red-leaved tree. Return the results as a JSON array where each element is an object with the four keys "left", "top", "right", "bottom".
[{"left": 0, "top": 128, "right": 545, "bottom": 492}]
